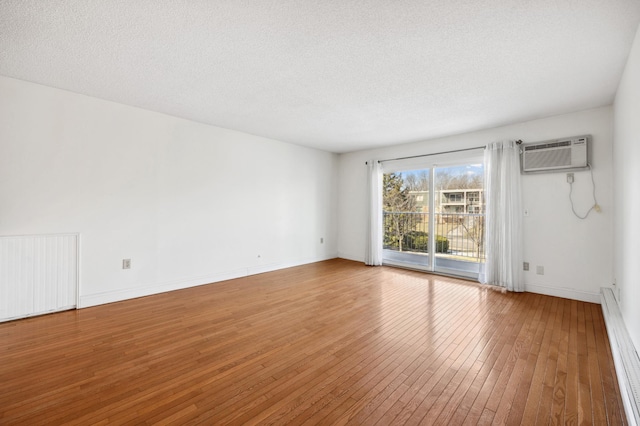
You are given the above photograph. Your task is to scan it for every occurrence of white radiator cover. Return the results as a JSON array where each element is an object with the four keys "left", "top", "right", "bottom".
[
  {"left": 0, "top": 234, "right": 78, "bottom": 322},
  {"left": 601, "top": 287, "right": 640, "bottom": 426}
]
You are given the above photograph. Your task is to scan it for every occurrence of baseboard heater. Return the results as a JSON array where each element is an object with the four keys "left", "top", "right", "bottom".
[
  {"left": 601, "top": 287, "right": 640, "bottom": 426},
  {"left": 0, "top": 234, "right": 78, "bottom": 322}
]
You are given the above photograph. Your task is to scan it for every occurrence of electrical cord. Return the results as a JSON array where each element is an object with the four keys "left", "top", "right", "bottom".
[{"left": 569, "top": 163, "right": 600, "bottom": 219}]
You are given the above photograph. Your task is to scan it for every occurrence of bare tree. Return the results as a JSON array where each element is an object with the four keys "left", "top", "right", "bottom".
[
  {"left": 435, "top": 169, "right": 482, "bottom": 190},
  {"left": 459, "top": 215, "right": 485, "bottom": 260}
]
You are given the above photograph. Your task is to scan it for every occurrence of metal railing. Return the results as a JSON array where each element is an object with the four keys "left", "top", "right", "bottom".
[{"left": 382, "top": 212, "right": 485, "bottom": 262}]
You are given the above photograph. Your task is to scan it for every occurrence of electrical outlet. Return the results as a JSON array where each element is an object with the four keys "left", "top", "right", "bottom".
[
  {"left": 122, "top": 259, "right": 131, "bottom": 269},
  {"left": 566, "top": 173, "right": 574, "bottom": 184},
  {"left": 523, "top": 262, "right": 529, "bottom": 271},
  {"left": 536, "top": 265, "right": 544, "bottom": 275},
  {"left": 320, "top": 237, "right": 324, "bottom": 244}
]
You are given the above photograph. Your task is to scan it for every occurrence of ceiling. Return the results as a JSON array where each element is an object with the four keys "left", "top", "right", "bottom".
[{"left": 1, "top": 1, "right": 639, "bottom": 153}]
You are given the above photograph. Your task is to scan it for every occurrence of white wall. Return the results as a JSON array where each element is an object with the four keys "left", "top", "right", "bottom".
[
  {"left": 338, "top": 107, "right": 613, "bottom": 303},
  {"left": 613, "top": 24, "right": 640, "bottom": 351},
  {"left": 0, "top": 76, "right": 338, "bottom": 308}
]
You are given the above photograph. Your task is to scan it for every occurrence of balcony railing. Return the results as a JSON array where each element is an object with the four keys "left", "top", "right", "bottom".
[{"left": 383, "top": 212, "right": 485, "bottom": 262}]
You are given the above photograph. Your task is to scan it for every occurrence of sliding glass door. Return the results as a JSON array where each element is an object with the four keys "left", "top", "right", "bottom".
[{"left": 381, "top": 157, "right": 485, "bottom": 280}]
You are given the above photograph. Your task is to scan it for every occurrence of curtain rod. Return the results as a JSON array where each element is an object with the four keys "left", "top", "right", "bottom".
[{"left": 365, "top": 140, "right": 522, "bottom": 165}]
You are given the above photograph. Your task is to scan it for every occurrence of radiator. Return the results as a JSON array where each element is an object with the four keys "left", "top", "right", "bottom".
[
  {"left": 0, "top": 234, "right": 78, "bottom": 322},
  {"left": 601, "top": 287, "right": 640, "bottom": 426}
]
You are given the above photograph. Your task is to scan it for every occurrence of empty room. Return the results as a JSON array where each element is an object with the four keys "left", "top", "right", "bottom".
[{"left": 1, "top": 1, "right": 640, "bottom": 425}]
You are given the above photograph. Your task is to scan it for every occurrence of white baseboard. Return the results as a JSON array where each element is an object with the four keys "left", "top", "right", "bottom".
[
  {"left": 335, "top": 256, "right": 601, "bottom": 304},
  {"left": 79, "top": 254, "right": 338, "bottom": 309},
  {"left": 601, "top": 287, "right": 640, "bottom": 426},
  {"left": 245, "top": 254, "right": 336, "bottom": 276},
  {"left": 525, "top": 283, "right": 601, "bottom": 303},
  {"left": 337, "top": 252, "right": 364, "bottom": 263}
]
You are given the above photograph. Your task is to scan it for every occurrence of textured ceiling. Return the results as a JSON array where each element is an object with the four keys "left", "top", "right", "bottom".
[{"left": 1, "top": 1, "right": 639, "bottom": 153}]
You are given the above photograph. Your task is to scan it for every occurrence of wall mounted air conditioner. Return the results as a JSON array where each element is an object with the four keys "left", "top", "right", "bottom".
[{"left": 521, "top": 135, "right": 590, "bottom": 174}]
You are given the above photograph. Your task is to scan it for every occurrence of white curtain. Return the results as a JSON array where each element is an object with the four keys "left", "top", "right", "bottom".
[
  {"left": 481, "top": 140, "right": 524, "bottom": 291},
  {"left": 365, "top": 160, "right": 383, "bottom": 266}
]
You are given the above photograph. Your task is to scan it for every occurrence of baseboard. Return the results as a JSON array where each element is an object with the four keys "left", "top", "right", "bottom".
[
  {"left": 78, "top": 269, "right": 248, "bottom": 308},
  {"left": 525, "top": 283, "right": 601, "bottom": 303},
  {"left": 601, "top": 287, "right": 640, "bottom": 426},
  {"left": 333, "top": 257, "right": 601, "bottom": 303},
  {"left": 245, "top": 254, "right": 337, "bottom": 276},
  {"left": 79, "top": 254, "right": 338, "bottom": 309},
  {"left": 337, "top": 252, "right": 364, "bottom": 263}
]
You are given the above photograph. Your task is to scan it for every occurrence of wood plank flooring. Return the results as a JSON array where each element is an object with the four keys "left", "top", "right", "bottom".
[{"left": 0, "top": 259, "right": 626, "bottom": 425}]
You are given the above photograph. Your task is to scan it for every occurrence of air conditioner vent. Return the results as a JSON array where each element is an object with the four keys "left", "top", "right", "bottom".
[
  {"left": 521, "top": 135, "right": 589, "bottom": 174},
  {"left": 524, "top": 140, "right": 572, "bottom": 151}
]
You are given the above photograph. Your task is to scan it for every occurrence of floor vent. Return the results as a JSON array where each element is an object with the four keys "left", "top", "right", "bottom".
[{"left": 601, "top": 287, "right": 640, "bottom": 426}]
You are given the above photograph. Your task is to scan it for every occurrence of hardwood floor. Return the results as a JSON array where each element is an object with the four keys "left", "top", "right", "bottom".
[{"left": 0, "top": 259, "right": 626, "bottom": 425}]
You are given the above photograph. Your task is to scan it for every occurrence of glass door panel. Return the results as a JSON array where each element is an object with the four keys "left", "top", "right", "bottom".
[
  {"left": 433, "top": 164, "right": 485, "bottom": 279},
  {"left": 382, "top": 169, "right": 433, "bottom": 271}
]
